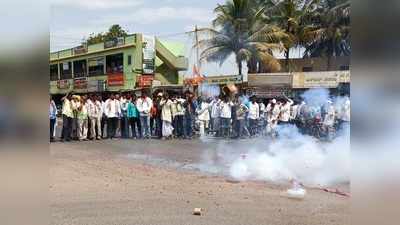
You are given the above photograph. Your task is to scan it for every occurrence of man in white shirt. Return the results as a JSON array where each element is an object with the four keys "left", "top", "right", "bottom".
[
  {"left": 279, "top": 95, "right": 294, "bottom": 125},
  {"left": 323, "top": 100, "right": 336, "bottom": 140},
  {"left": 266, "top": 99, "right": 280, "bottom": 138},
  {"left": 104, "top": 94, "right": 121, "bottom": 139},
  {"left": 219, "top": 96, "right": 233, "bottom": 138},
  {"left": 248, "top": 96, "right": 259, "bottom": 137},
  {"left": 61, "top": 93, "right": 73, "bottom": 142},
  {"left": 136, "top": 92, "right": 153, "bottom": 138},
  {"left": 196, "top": 97, "right": 210, "bottom": 136},
  {"left": 210, "top": 97, "right": 221, "bottom": 136},
  {"left": 87, "top": 94, "right": 102, "bottom": 140}
]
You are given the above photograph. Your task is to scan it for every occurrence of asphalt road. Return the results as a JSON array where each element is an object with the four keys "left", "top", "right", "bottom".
[{"left": 50, "top": 138, "right": 349, "bottom": 225}]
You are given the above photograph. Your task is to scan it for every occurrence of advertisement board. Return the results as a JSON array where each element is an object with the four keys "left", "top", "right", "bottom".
[
  {"left": 73, "top": 45, "right": 87, "bottom": 55},
  {"left": 107, "top": 73, "right": 124, "bottom": 86},
  {"left": 292, "top": 71, "right": 350, "bottom": 88},
  {"left": 57, "top": 80, "right": 70, "bottom": 89},
  {"left": 74, "top": 77, "right": 88, "bottom": 89},
  {"left": 142, "top": 35, "right": 156, "bottom": 74},
  {"left": 203, "top": 75, "right": 242, "bottom": 85},
  {"left": 137, "top": 75, "right": 154, "bottom": 88},
  {"left": 248, "top": 73, "right": 292, "bottom": 87}
]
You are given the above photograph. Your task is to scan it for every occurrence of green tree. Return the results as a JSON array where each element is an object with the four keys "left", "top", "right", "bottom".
[
  {"left": 86, "top": 24, "right": 128, "bottom": 45},
  {"left": 266, "top": 0, "right": 319, "bottom": 71},
  {"left": 303, "top": 0, "right": 350, "bottom": 69},
  {"left": 201, "top": 0, "right": 287, "bottom": 75}
]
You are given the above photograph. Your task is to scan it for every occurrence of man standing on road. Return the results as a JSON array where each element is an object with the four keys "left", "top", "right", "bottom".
[
  {"left": 248, "top": 96, "right": 260, "bottom": 137},
  {"left": 61, "top": 93, "right": 73, "bottom": 142},
  {"left": 210, "top": 96, "right": 221, "bottom": 137},
  {"left": 136, "top": 92, "right": 153, "bottom": 139},
  {"left": 219, "top": 96, "right": 233, "bottom": 138},
  {"left": 88, "top": 94, "right": 102, "bottom": 140},
  {"left": 279, "top": 95, "right": 293, "bottom": 126},
  {"left": 49, "top": 96, "right": 57, "bottom": 142},
  {"left": 104, "top": 94, "right": 121, "bottom": 139}
]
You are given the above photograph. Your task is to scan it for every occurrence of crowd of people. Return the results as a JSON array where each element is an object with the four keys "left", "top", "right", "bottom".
[{"left": 49, "top": 90, "right": 350, "bottom": 142}]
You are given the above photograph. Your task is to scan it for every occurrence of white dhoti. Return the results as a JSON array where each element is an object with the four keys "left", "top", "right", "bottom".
[{"left": 162, "top": 120, "right": 174, "bottom": 137}]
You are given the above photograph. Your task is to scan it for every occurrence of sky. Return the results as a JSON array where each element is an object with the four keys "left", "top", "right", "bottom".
[
  {"left": 50, "top": 0, "right": 302, "bottom": 76},
  {"left": 50, "top": 0, "right": 223, "bottom": 51}
]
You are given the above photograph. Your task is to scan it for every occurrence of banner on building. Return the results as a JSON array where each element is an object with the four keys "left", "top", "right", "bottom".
[
  {"left": 249, "top": 87, "right": 292, "bottom": 98},
  {"left": 292, "top": 71, "right": 350, "bottom": 88},
  {"left": 203, "top": 75, "right": 242, "bottom": 85},
  {"left": 74, "top": 77, "right": 88, "bottom": 89},
  {"left": 142, "top": 35, "right": 156, "bottom": 74},
  {"left": 73, "top": 45, "right": 87, "bottom": 55},
  {"left": 248, "top": 73, "right": 292, "bottom": 87},
  {"left": 57, "top": 80, "right": 70, "bottom": 89},
  {"left": 137, "top": 75, "right": 154, "bottom": 87},
  {"left": 107, "top": 73, "right": 124, "bottom": 86}
]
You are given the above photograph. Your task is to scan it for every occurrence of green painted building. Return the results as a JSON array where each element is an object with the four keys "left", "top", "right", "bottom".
[{"left": 49, "top": 33, "right": 188, "bottom": 95}]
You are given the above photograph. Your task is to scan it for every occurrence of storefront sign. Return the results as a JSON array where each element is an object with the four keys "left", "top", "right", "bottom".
[
  {"left": 137, "top": 75, "right": 154, "bottom": 87},
  {"left": 248, "top": 73, "right": 292, "bottom": 87},
  {"left": 250, "top": 87, "right": 291, "bottom": 98},
  {"left": 104, "top": 37, "right": 125, "bottom": 49},
  {"left": 74, "top": 77, "right": 88, "bottom": 89},
  {"left": 142, "top": 35, "right": 156, "bottom": 74},
  {"left": 57, "top": 80, "right": 70, "bottom": 89},
  {"left": 292, "top": 71, "right": 350, "bottom": 88},
  {"left": 73, "top": 45, "right": 87, "bottom": 55},
  {"left": 107, "top": 73, "right": 124, "bottom": 86},
  {"left": 203, "top": 75, "right": 242, "bottom": 85}
]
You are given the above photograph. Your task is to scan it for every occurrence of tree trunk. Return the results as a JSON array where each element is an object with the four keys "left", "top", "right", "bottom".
[{"left": 238, "top": 61, "right": 242, "bottom": 75}]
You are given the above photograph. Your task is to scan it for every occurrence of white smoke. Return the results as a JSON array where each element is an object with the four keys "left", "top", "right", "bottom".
[
  {"left": 301, "top": 88, "right": 330, "bottom": 107},
  {"left": 225, "top": 88, "right": 351, "bottom": 187},
  {"left": 199, "top": 83, "right": 220, "bottom": 98},
  {"left": 228, "top": 124, "right": 350, "bottom": 187}
]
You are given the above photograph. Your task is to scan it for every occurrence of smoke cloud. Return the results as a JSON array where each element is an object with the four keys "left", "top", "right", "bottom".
[{"left": 199, "top": 88, "right": 350, "bottom": 188}]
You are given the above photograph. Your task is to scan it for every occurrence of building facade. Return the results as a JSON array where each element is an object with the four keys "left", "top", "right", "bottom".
[{"left": 49, "top": 33, "right": 188, "bottom": 96}]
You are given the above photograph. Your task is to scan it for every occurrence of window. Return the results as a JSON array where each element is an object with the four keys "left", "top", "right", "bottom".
[
  {"left": 60, "top": 61, "right": 72, "bottom": 79},
  {"left": 340, "top": 65, "right": 349, "bottom": 71},
  {"left": 88, "top": 57, "right": 105, "bottom": 76},
  {"left": 106, "top": 53, "right": 124, "bottom": 74},
  {"left": 302, "top": 66, "right": 313, "bottom": 72},
  {"left": 127, "top": 55, "right": 132, "bottom": 65},
  {"left": 50, "top": 64, "right": 59, "bottom": 81},
  {"left": 73, "top": 59, "right": 87, "bottom": 78}
]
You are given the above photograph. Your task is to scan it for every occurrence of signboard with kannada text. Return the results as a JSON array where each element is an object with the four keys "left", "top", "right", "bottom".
[
  {"left": 107, "top": 73, "right": 124, "bottom": 86},
  {"left": 292, "top": 71, "right": 350, "bottom": 88},
  {"left": 137, "top": 75, "right": 154, "bottom": 88},
  {"left": 203, "top": 75, "right": 242, "bottom": 85}
]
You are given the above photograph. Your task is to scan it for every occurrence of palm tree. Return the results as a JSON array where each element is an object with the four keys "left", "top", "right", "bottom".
[
  {"left": 266, "top": 0, "right": 319, "bottom": 71},
  {"left": 303, "top": 0, "right": 350, "bottom": 70},
  {"left": 200, "top": 0, "right": 287, "bottom": 75}
]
